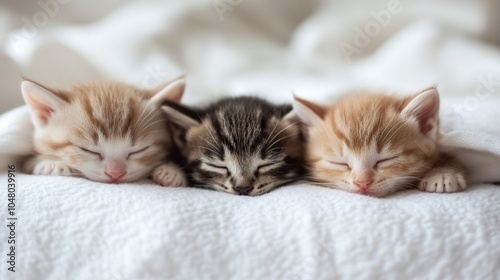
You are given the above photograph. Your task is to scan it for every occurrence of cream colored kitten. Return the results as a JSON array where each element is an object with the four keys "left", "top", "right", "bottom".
[
  {"left": 22, "top": 76, "right": 187, "bottom": 186},
  {"left": 294, "top": 88, "right": 467, "bottom": 197}
]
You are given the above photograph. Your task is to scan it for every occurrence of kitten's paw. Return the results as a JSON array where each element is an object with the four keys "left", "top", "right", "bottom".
[
  {"left": 419, "top": 172, "right": 466, "bottom": 193},
  {"left": 152, "top": 163, "right": 187, "bottom": 187},
  {"left": 33, "top": 160, "right": 72, "bottom": 176}
]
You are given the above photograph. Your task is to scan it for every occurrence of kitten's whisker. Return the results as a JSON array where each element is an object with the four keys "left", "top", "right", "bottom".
[
  {"left": 202, "top": 139, "right": 220, "bottom": 153},
  {"left": 383, "top": 119, "right": 411, "bottom": 144},
  {"left": 195, "top": 145, "right": 220, "bottom": 155},
  {"left": 380, "top": 118, "right": 406, "bottom": 144},
  {"left": 262, "top": 117, "right": 281, "bottom": 147},
  {"left": 270, "top": 122, "right": 300, "bottom": 141},
  {"left": 134, "top": 104, "right": 150, "bottom": 130},
  {"left": 379, "top": 107, "right": 400, "bottom": 144},
  {"left": 201, "top": 120, "right": 220, "bottom": 153},
  {"left": 135, "top": 106, "right": 158, "bottom": 132},
  {"left": 307, "top": 182, "right": 337, "bottom": 186},
  {"left": 384, "top": 99, "right": 408, "bottom": 139},
  {"left": 135, "top": 109, "right": 164, "bottom": 135},
  {"left": 382, "top": 100, "right": 433, "bottom": 145},
  {"left": 137, "top": 129, "right": 166, "bottom": 137},
  {"left": 136, "top": 129, "right": 170, "bottom": 140},
  {"left": 379, "top": 99, "right": 409, "bottom": 143},
  {"left": 301, "top": 177, "right": 334, "bottom": 184},
  {"left": 136, "top": 118, "right": 168, "bottom": 136},
  {"left": 137, "top": 116, "right": 168, "bottom": 131},
  {"left": 265, "top": 132, "right": 299, "bottom": 152},
  {"left": 265, "top": 122, "right": 298, "bottom": 150},
  {"left": 264, "top": 148, "right": 285, "bottom": 153},
  {"left": 380, "top": 120, "right": 405, "bottom": 145},
  {"left": 390, "top": 176, "right": 421, "bottom": 180}
]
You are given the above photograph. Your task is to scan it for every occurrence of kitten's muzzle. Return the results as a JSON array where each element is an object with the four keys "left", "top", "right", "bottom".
[
  {"left": 234, "top": 185, "right": 253, "bottom": 195},
  {"left": 105, "top": 170, "right": 127, "bottom": 182},
  {"left": 105, "top": 160, "right": 127, "bottom": 182},
  {"left": 353, "top": 170, "right": 374, "bottom": 194}
]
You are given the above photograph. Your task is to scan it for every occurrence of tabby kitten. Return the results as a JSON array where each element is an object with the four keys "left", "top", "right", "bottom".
[
  {"left": 22, "top": 76, "right": 187, "bottom": 185},
  {"left": 293, "top": 87, "right": 466, "bottom": 197},
  {"left": 156, "top": 96, "right": 305, "bottom": 196}
]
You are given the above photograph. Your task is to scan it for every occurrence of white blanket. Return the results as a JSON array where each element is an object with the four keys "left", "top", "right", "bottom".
[
  {"left": 1, "top": 1, "right": 500, "bottom": 279},
  {"left": 1, "top": 176, "right": 499, "bottom": 280}
]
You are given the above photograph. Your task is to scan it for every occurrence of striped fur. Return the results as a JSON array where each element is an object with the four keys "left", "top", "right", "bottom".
[
  {"left": 161, "top": 96, "right": 306, "bottom": 196},
  {"left": 294, "top": 88, "right": 467, "bottom": 197},
  {"left": 22, "top": 77, "right": 186, "bottom": 184}
]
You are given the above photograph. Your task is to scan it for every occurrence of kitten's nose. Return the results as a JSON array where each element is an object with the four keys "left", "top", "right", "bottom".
[
  {"left": 234, "top": 185, "right": 253, "bottom": 195},
  {"left": 353, "top": 170, "right": 374, "bottom": 190},
  {"left": 105, "top": 160, "right": 127, "bottom": 182},
  {"left": 354, "top": 179, "right": 374, "bottom": 189},
  {"left": 105, "top": 170, "right": 126, "bottom": 181}
]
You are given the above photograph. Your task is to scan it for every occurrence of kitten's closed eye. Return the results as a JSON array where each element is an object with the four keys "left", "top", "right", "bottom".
[
  {"left": 204, "top": 162, "right": 228, "bottom": 171},
  {"left": 328, "top": 161, "right": 351, "bottom": 170},
  {"left": 127, "top": 147, "right": 149, "bottom": 159},
  {"left": 326, "top": 157, "right": 399, "bottom": 170},
  {"left": 374, "top": 155, "right": 399, "bottom": 168},
  {"left": 256, "top": 162, "right": 279, "bottom": 173},
  {"left": 77, "top": 146, "right": 103, "bottom": 160}
]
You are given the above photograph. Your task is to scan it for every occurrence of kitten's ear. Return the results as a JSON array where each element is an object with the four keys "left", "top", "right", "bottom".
[
  {"left": 161, "top": 103, "right": 200, "bottom": 129},
  {"left": 283, "top": 110, "right": 297, "bottom": 122},
  {"left": 274, "top": 104, "right": 296, "bottom": 121},
  {"left": 21, "top": 80, "right": 67, "bottom": 128},
  {"left": 401, "top": 87, "right": 440, "bottom": 135},
  {"left": 148, "top": 75, "right": 186, "bottom": 106},
  {"left": 292, "top": 94, "right": 326, "bottom": 127}
]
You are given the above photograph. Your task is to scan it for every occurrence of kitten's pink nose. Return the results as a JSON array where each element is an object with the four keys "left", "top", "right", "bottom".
[
  {"left": 105, "top": 170, "right": 126, "bottom": 181},
  {"left": 353, "top": 171, "right": 374, "bottom": 190},
  {"left": 105, "top": 161, "right": 127, "bottom": 182},
  {"left": 354, "top": 179, "right": 374, "bottom": 189}
]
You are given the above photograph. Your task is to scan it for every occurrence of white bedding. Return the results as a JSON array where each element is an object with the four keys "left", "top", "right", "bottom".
[{"left": 1, "top": 1, "right": 500, "bottom": 279}]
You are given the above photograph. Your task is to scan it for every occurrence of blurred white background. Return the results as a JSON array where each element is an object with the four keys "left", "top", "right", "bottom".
[{"left": 1, "top": 0, "right": 499, "bottom": 113}]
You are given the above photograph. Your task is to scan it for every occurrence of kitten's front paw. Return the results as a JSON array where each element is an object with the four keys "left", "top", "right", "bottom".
[
  {"left": 419, "top": 172, "right": 466, "bottom": 193},
  {"left": 152, "top": 163, "right": 187, "bottom": 187},
  {"left": 33, "top": 160, "right": 72, "bottom": 176}
]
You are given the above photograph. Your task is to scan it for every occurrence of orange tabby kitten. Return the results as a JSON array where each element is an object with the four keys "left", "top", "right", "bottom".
[
  {"left": 22, "top": 76, "right": 187, "bottom": 185},
  {"left": 293, "top": 87, "right": 466, "bottom": 197}
]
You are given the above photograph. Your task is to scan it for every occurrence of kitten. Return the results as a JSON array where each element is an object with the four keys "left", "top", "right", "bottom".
[
  {"left": 156, "top": 96, "right": 305, "bottom": 196},
  {"left": 293, "top": 87, "right": 467, "bottom": 197},
  {"left": 22, "top": 76, "right": 187, "bottom": 185}
]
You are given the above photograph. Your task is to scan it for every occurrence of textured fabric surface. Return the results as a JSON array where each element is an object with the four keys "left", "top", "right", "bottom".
[{"left": 0, "top": 175, "right": 499, "bottom": 280}]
